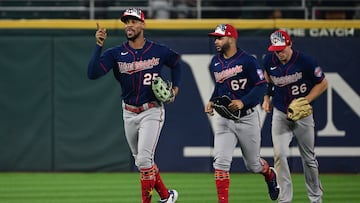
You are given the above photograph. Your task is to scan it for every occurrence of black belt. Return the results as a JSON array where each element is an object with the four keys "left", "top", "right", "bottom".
[{"left": 240, "top": 107, "right": 255, "bottom": 117}]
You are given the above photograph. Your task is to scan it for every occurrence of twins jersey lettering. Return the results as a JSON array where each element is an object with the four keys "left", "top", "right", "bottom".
[{"left": 118, "top": 57, "right": 160, "bottom": 74}]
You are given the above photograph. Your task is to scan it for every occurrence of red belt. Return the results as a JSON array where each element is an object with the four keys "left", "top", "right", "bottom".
[{"left": 124, "top": 102, "right": 158, "bottom": 114}]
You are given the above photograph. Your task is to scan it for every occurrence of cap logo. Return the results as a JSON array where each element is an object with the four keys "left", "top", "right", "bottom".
[
  {"left": 214, "top": 24, "right": 227, "bottom": 35},
  {"left": 270, "top": 31, "right": 286, "bottom": 46},
  {"left": 123, "top": 8, "right": 143, "bottom": 21},
  {"left": 120, "top": 8, "right": 145, "bottom": 22},
  {"left": 208, "top": 23, "right": 238, "bottom": 38}
]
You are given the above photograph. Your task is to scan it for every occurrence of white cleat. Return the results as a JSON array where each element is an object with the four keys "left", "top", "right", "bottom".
[{"left": 160, "top": 189, "right": 178, "bottom": 203}]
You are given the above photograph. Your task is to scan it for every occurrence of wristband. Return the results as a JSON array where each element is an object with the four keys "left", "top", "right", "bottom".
[{"left": 267, "top": 83, "right": 275, "bottom": 97}]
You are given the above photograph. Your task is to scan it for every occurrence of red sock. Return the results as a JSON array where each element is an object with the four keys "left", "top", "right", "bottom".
[
  {"left": 140, "top": 166, "right": 156, "bottom": 203},
  {"left": 260, "top": 158, "right": 274, "bottom": 181},
  {"left": 215, "top": 169, "right": 230, "bottom": 203},
  {"left": 154, "top": 164, "right": 169, "bottom": 200}
]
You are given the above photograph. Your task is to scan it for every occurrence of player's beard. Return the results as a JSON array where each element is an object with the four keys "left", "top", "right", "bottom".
[
  {"left": 127, "top": 31, "right": 141, "bottom": 42},
  {"left": 217, "top": 42, "right": 230, "bottom": 54}
]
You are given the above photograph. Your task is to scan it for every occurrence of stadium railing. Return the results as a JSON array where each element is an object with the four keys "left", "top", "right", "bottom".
[{"left": 0, "top": 0, "right": 358, "bottom": 20}]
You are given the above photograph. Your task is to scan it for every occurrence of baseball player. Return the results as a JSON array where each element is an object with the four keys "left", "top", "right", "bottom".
[
  {"left": 205, "top": 24, "right": 280, "bottom": 203},
  {"left": 87, "top": 8, "right": 181, "bottom": 203},
  {"left": 262, "top": 30, "right": 328, "bottom": 203}
]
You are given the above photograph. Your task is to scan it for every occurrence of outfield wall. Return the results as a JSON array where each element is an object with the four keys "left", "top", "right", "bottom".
[{"left": 0, "top": 20, "right": 359, "bottom": 173}]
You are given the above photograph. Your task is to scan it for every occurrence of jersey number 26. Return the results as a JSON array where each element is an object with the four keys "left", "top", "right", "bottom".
[{"left": 291, "top": 83, "right": 307, "bottom": 95}]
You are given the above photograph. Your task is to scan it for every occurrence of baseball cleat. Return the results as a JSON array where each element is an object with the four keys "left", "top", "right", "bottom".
[
  {"left": 266, "top": 167, "right": 280, "bottom": 201},
  {"left": 159, "top": 189, "right": 178, "bottom": 203}
]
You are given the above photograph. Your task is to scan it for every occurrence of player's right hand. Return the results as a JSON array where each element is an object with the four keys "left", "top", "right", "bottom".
[
  {"left": 95, "top": 22, "right": 107, "bottom": 47},
  {"left": 205, "top": 102, "right": 214, "bottom": 116},
  {"left": 262, "top": 96, "right": 273, "bottom": 113},
  {"left": 228, "top": 99, "right": 244, "bottom": 112}
]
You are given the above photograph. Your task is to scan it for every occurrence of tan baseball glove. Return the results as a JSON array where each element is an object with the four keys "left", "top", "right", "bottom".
[{"left": 287, "top": 97, "right": 313, "bottom": 121}]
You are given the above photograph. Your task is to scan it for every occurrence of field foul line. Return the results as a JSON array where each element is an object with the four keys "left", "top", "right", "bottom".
[{"left": 183, "top": 147, "right": 360, "bottom": 157}]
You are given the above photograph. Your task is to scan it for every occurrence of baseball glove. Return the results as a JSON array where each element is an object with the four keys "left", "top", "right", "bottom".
[
  {"left": 211, "top": 95, "right": 241, "bottom": 121},
  {"left": 287, "top": 97, "right": 313, "bottom": 121},
  {"left": 152, "top": 77, "right": 174, "bottom": 103}
]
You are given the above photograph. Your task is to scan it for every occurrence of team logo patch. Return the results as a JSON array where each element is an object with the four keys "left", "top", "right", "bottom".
[
  {"left": 257, "top": 69, "right": 265, "bottom": 80},
  {"left": 314, "top": 66, "right": 323, "bottom": 77}
]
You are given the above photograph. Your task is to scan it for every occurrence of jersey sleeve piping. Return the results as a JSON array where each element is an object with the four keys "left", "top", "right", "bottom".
[
  {"left": 100, "top": 62, "right": 108, "bottom": 73},
  {"left": 255, "top": 79, "right": 267, "bottom": 86}
]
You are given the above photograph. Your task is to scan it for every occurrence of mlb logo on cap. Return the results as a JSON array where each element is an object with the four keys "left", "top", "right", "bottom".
[
  {"left": 121, "top": 8, "right": 145, "bottom": 23},
  {"left": 268, "top": 30, "right": 291, "bottom": 51},
  {"left": 208, "top": 24, "right": 238, "bottom": 39}
]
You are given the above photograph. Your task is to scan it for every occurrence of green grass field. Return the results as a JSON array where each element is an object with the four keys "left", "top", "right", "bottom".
[{"left": 0, "top": 172, "right": 359, "bottom": 203}]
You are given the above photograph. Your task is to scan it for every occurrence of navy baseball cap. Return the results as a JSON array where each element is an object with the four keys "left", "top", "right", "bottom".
[
  {"left": 268, "top": 30, "right": 291, "bottom": 51},
  {"left": 121, "top": 8, "right": 145, "bottom": 23},
  {"left": 208, "top": 24, "right": 238, "bottom": 39}
]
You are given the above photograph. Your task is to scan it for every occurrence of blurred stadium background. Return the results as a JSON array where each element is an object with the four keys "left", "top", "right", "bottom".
[{"left": 0, "top": 0, "right": 359, "bottom": 20}]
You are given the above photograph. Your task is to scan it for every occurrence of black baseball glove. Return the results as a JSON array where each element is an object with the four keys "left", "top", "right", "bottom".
[{"left": 211, "top": 95, "right": 241, "bottom": 121}]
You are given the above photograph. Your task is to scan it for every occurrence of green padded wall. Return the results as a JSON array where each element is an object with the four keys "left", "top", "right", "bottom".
[
  {"left": 0, "top": 37, "right": 52, "bottom": 171},
  {"left": 0, "top": 36, "right": 132, "bottom": 171}
]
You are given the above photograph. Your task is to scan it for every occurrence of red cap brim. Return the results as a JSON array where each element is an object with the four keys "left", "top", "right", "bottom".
[
  {"left": 268, "top": 45, "right": 286, "bottom": 51},
  {"left": 208, "top": 32, "right": 224, "bottom": 37}
]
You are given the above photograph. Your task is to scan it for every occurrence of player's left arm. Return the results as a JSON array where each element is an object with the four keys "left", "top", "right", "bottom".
[
  {"left": 169, "top": 60, "right": 181, "bottom": 99},
  {"left": 303, "top": 56, "right": 328, "bottom": 103},
  {"left": 166, "top": 49, "right": 182, "bottom": 99},
  {"left": 230, "top": 59, "right": 267, "bottom": 110},
  {"left": 165, "top": 47, "right": 182, "bottom": 96},
  {"left": 171, "top": 66, "right": 180, "bottom": 97},
  {"left": 305, "top": 78, "right": 328, "bottom": 103}
]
